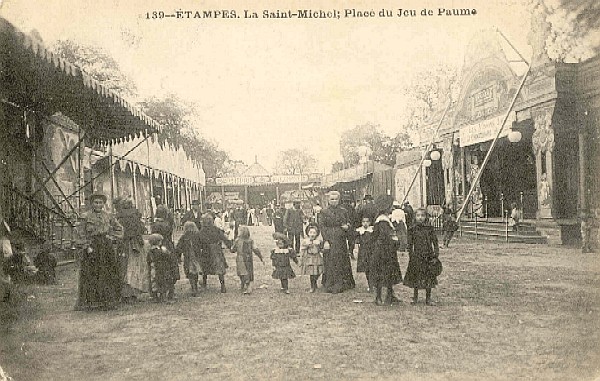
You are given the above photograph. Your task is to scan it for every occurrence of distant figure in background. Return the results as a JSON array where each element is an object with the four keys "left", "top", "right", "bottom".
[
  {"left": 509, "top": 202, "right": 522, "bottom": 232},
  {"left": 580, "top": 211, "right": 593, "bottom": 254},
  {"left": 183, "top": 200, "right": 203, "bottom": 230},
  {"left": 266, "top": 204, "right": 274, "bottom": 226},
  {"left": 273, "top": 205, "right": 285, "bottom": 234},
  {"left": 440, "top": 206, "right": 458, "bottom": 248},
  {"left": 154, "top": 195, "right": 175, "bottom": 233},
  {"left": 402, "top": 201, "right": 415, "bottom": 230},
  {"left": 284, "top": 201, "right": 304, "bottom": 253},
  {"left": 247, "top": 206, "right": 256, "bottom": 226},
  {"left": 152, "top": 205, "right": 175, "bottom": 253},
  {"left": 312, "top": 201, "right": 322, "bottom": 225},
  {"left": 390, "top": 201, "right": 408, "bottom": 252},
  {"left": 357, "top": 195, "right": 378, "bottom": 225}
]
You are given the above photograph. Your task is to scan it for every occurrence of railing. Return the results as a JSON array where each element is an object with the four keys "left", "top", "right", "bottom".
[
  {"left": 458, "top": 192, "right": 533, "bottom": 222},
  {"left": 2, "top": 184, "right": 78, "bottom": 260}
]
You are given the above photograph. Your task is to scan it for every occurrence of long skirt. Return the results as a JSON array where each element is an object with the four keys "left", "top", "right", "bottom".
[
  {"left": 121, "top": 239, "right": 149, "bottom": 298},
  {"left": 236, "top": 253, "right": 255, "bottom": 281},
  {"left": 322, "top": 236, "right": 355, "bottom": 293},
  {"left": 201, "top": 243, "right": 227, "bottom": 276},
  {"left": 302, "top": 253, "right": 324, "bottom": 276},
  {"left": 77, "top": 236, "right": 121, "bottom": 310},
  {"left": 403, "top": 253, "right": 438, "bottom": 289}
]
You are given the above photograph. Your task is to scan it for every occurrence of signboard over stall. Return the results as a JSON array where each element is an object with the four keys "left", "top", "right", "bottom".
[
  {"left": 458, "top": 114, "right": 510, "bottom": 147},
  {"left": 215, "top": 173, "right": 322, "bottom": 186}
]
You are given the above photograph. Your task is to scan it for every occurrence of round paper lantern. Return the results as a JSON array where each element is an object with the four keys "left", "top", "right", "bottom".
[
  {"left": 423, "top": 159, "right": 432, "bottom": 167},
  {"left": 508, "top": 130, "right": 522, "bottom": 143},
  {"left": 430, "top": 150, "right": 441, "bottom": 161}
]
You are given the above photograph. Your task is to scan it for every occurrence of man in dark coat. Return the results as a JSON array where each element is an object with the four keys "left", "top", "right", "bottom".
[
  {"left": 403, "top": 201, "right": 415, "bottom": 229},
  {"left": 319, "top": 191, "right": 355, "bottom": 294},
  {"left": 273, "top": 205, "right": 285, "bottom": 233},
  {"left": 284, "top": 201, "right": 304, "bottom": 253},
  {"left": 341, "top": 196, "right": 358, "bottom": 260},
  {"left": 182, "top": 200, "right": 202, "bottom": 230},
  {"left": 357, "top": 194, "right": 378, "bottom": 224}
]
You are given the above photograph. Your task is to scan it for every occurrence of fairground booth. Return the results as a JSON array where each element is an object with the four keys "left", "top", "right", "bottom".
[
  {"left": 0, "top": 18, "right": 206, "bottom": 254},
  {"left": 396, "top": 31, "right": 600, "bottom": 246},
  {"left": 206, "top": 160, "right": 323, "bottom": 211}
]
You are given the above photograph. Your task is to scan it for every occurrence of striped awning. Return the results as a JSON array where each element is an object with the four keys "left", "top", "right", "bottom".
[{"left": 0, "top": 17, "right": 160, "bottom": 145}]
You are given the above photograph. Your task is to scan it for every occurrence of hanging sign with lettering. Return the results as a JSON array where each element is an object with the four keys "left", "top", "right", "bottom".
[{"left": 459, "top": 114, "right": 509, "bottom": 147}]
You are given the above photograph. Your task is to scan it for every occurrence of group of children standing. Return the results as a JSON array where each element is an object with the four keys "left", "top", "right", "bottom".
[{"left": 144, "top": 195, "right": 442, "bottom": 307}]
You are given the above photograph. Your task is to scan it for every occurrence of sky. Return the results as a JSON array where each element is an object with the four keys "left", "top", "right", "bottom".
[{"left": 0, "top": 0, "right": 533, "bottom": 173}]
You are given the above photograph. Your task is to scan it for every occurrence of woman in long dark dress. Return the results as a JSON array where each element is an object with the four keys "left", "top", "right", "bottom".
[
  {"left": 198, "top": 214, "right": 228, "bottom": 293},
  {"left": 370, "top": 195, "right": 403, "bottom": 305},
  {"left": 319, "top": 191, "right": 355, "bottom": 294},
  {"left": 175, "top": 221, "right": 203, "bottom": 296},
  {"left": 76, "top": 193, "right": 124, "bottom": 311}
]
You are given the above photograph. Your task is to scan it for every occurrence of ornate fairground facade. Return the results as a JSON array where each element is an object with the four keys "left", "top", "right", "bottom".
[{"left": 406, "top": 31, "right": 600, "bottom": 245}]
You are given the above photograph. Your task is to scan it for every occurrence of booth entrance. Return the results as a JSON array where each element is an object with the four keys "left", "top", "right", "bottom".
[{"left": 468, "top": 120, "right": 538, "bottom": 218}]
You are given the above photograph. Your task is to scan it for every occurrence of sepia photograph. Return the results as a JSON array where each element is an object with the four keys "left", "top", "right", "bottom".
[{"left": 0, "top": 0, "right": 599, "bottom": 380}]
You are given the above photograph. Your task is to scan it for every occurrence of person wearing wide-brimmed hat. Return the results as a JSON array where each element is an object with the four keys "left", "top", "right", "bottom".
[
  {"left": 370, "top": 195, "right": 403, "bottom": 306},
  {"left": 76, "top": 192, "right": 124, "bottom": 311}
]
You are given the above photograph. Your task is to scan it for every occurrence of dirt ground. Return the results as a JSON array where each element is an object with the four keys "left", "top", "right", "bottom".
[{"left": 2, "top": 225, "right": 600, "bottom": 381}]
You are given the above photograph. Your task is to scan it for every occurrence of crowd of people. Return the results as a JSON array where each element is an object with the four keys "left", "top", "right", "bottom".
[
  {"left": 68, "top": 188, "right": 449, "bottom": 311},
  {"left": 0, "top": 189, "right": 450, "bottom": 312}
]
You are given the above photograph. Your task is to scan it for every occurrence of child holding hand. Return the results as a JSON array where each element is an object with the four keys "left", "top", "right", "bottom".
[
  {"left": 271, "top": 232, "right": 298, "bottom": 294},
  {"left": 231, "top": 226, "right": 264, "bottom": 294}
]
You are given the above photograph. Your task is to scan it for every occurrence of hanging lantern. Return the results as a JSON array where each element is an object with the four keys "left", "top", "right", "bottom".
[
  {"left": 423, "top": 159, "right": 432, "bottom": 167},
  {"left": 508, "top": 130, "right": 522, "bottom": 143},
  {"left": 430, "top": 150, "right": 441, "bottom": 161}
]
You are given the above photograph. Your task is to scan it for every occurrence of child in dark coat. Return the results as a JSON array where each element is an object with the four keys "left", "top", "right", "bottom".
[
  {"left": 271, "top": 232, "right": 298, "bottom": 294},
  {"left": 34, "top": 247, "right": 57, "bottom": 284},
  {"left": 147, "top": 234, "right": 178, "bottom": 302},
  {"left": 175, "top": 221, "right": 203, "bottom": 296},
  {"left": 404, "top": 208, "right": 440, "bottom": 305}
]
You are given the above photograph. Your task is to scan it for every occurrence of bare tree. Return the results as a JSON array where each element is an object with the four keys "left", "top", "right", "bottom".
[{"left": 275, "top": 149, "right": 317, "bottom": 175}]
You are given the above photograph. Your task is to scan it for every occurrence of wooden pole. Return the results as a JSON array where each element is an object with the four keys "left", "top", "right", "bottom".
[
  {"left": 109, "top": 144, "right": 115, "bottom": 207},
  {"left": 456, "top": 64, "right": 531, "bottom": 222}
]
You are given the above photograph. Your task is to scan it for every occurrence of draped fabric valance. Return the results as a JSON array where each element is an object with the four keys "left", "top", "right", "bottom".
[{"left": 0, "top": 17, "right": 160, "bottom": 145}]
